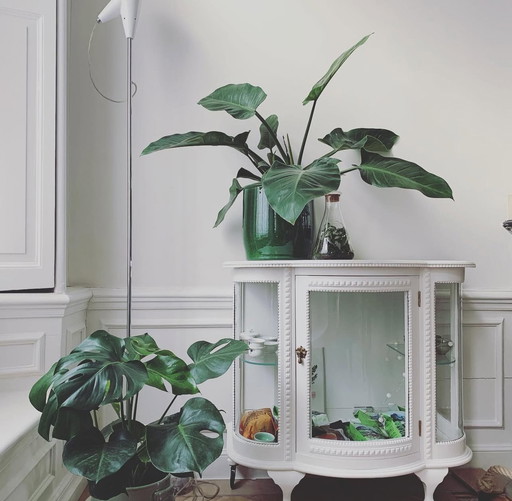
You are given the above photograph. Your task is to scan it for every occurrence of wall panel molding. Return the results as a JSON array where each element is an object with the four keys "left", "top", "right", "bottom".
[
  {"left": 0, "top": 330, "right": 45, "bottom": 377},
  {"left": 462, "top": 318, "right": 504, "bottom": 428}
]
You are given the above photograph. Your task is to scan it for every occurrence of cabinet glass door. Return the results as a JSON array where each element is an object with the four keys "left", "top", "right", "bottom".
[
  {"left": 435, "top": 282, "right": 463, "bottom": 442},
  {"left": 234, "top": 281, "right": 279, "bottom": 443},
  {"left": 306, "top": 289, "right": 410, "bottom": 442}
]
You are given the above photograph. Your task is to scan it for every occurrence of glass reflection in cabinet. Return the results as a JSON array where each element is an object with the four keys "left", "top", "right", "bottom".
[
  {"left": 309, "top": 291, "right": 409, "bottom": 442},
  {"left": 435, "top": 283, "right": 463, "bottom": 442},
  {"left": 235, "top": 282, "right": 279, "bottom": 443}
]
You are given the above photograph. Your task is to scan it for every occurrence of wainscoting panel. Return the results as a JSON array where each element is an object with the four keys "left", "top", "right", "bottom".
[
  {"left": 463, "top": 318, "right": 504, "bottom": 428},
  {"left": 463, "top": 292, "right": 512, "bottom": 467},
  {"left": 0, "top": 330, "right": 45, "bottom": 377},
  {"left": 0, "top": 288, "right": 90, "bottom": 501}
]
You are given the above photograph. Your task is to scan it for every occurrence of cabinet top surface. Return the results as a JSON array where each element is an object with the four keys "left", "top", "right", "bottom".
[{"left": 225, "top": 260, "right": 475, "bottom": 269}]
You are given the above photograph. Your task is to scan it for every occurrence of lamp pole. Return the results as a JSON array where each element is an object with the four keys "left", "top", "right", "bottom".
[{"left": 97, "top": 0, "right": 140, "bottom": 339}]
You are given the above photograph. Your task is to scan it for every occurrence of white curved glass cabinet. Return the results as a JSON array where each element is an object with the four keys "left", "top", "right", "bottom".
[{"left": 226, "top": 261, "right": 474, "bottom": 501}]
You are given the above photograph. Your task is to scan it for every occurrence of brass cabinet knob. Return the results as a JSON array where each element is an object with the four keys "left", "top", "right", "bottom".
[{"left": 296, "top": 346, "right": 307, "bottom": 364}]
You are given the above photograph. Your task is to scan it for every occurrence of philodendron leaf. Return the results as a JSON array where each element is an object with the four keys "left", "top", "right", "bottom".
[
  {"left": 262, "top": 158, "right": 341, "bottom": 225},
  {"left": 141, "top": 131, "right": 250, "bottom": 156},
  {"left": 63, "top": 427, "right": 137, "bottom": 483},
  {"left": 258, "top": 114, "right": 279, "bottom": 150},
  {"left": 198, "top": 83, "right": 267, "bottom": 120},
  {"left": 188, "top": 338, "right": 248, "bottom": 384},
  {"left": 303, "top": 33, "right": 373, "bottom": 105},
  {"left": 146, "top": 397, "right": 226, "bottom": 475},
  {"left": 358, "top": 150, "right": 454, "bottom": 199},
  {"left": 145, "top": 352, "right": 198, "bottom": 395},
  {"left": 214, "top": 178, "right": 244, "bottom": 228},
  {"left": 320, "top": 128, "right": 399, "bottom": 153},
  {"left": 236, "top": 167, "right": 262, "bottom": 182}
]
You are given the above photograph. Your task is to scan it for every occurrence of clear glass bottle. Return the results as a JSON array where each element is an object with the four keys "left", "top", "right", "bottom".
[{"left": 313, "top": 192, "right": 354, "bottom": 260}]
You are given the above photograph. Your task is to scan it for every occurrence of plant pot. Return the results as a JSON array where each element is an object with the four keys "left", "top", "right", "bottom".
[
  {"left": 243, "top": 184, "right": 313, "bottom": 260},
  {"left": 89, "top": 474, "right": 175, "bottom": 501},
  {"left": 89, "top": 495, "right": 128, "bottom": 501},
  {"left": 126, "top": 474, "right": 174, "bottom": 501}
]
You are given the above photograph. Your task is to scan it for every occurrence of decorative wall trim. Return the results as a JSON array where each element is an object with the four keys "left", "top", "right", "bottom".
[
  {"left": 0, "top": 331, "right": 45, "bottom": 377},
  {"left": 0, "top": 288, "right": 91, "bottom": 318},
  {"left": 99, "top": 318, "right": 232, "bottom": 331},
  {"left": 469, "top": 443, "right": 512, "bottom": 452},
  {"left": 463, "top": 290, "right": 512, "bottom": 311},
  {"left": 88, "top": 287, "right": 232, "bottom": 311}
]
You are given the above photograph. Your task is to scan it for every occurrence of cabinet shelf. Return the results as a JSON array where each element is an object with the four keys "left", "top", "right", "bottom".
[
  {"left": 386, "top": 343, "right": 456, "bottom": 366},
  {"left": 242, "top": 354, "right": 277, "bottom": 366}
]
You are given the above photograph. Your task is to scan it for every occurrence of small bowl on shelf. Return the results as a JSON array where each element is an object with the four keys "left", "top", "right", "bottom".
[{"left": 254, "top": 432, "right": 275, "bottom": 443}]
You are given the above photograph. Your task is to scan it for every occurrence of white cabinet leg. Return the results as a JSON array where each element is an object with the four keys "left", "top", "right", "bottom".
[
  {"left": 416, "top": 468, "right": 448, "bottom": 501},
  {"left": 267, "top": 471, "right": 305, "bottom": 501}
]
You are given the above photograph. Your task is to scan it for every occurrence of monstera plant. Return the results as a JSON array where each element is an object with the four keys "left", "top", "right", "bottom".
[
  {"left": 29, "top": 330, "right": 247, "bottom": 500},
  {"left": 142, "top": 33, "right": 453, "bottom": 228}
]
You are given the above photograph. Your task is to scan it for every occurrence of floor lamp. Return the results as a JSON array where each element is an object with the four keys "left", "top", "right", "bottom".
[{"left": 97, "top": 0, "right": 140, "bottom": 339}]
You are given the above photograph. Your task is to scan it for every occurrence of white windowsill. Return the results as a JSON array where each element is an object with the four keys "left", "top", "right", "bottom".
[{"left": 0, "top": 390, "right": 40, "bottom": 455}]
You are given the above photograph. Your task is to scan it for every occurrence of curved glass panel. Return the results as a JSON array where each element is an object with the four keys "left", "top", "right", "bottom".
[
  {"left": 235, "top": 282, "right": 279, "bottom": 443},
  {"left": 435, "top": 282, "right": 463, "bottom": 442}
]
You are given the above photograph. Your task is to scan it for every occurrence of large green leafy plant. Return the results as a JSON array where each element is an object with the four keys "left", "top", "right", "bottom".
[
  {"left": 29, "top": 330, "right": 247, "bottom": 500},
  {"left": 142, "top": 33, "right": 452, "bottom": 227}
]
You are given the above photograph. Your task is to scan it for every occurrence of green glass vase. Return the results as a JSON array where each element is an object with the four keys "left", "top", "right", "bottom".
[{"left": 243, "top": 184, "right": 313, "bottom": 260}]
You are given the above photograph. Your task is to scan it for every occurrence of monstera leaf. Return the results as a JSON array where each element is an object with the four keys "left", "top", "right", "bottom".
[
  {"left": 188, "top": 338, "right": 248, "bottom": 384},
  {"left": 146, "top": 397, "right": 225, "bottom": 475},
  {"left": 52, "top": 359, "right": 147, "bottom": 411},
  {"left": 55, "top": 330, "right": 125, "bottom": 372},
  {"left": 31, "top": 330, "right": 148, "bottom": 414},
  {"left": 145, "top": 352, "right": 198, "bottom": 395},
  {"left": 124, "top": 333, "right": 161, "bottom": 359},
  {"left": 198, "top": 83, "right": 267, "bottom": 120},
  {"left": 358, "top": 150, "right": 453, "bottom": 199},
  {"left": 262, "top": 158, "right": 341, "bottom": 224},
  {"left": 29, "top": 361, "right": 60, "bottom": 412},
  {"left": 52, "top": 408, "right": 94, "bottom": 441},
  {"left": 63, "top": 427, "right": 137, "bottom": 482}
]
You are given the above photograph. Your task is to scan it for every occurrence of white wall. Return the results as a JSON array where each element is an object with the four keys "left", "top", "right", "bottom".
[
  {"left": 65, "top": 0, "right": 512, "bottom": 472},
  {"left": 68, "top": 0, "right": 512, "bottom": 292}
]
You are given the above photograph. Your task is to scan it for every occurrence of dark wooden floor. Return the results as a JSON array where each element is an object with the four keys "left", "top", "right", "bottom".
[{"left": 82, "top": 468, "right": 507, "bottom": 500}]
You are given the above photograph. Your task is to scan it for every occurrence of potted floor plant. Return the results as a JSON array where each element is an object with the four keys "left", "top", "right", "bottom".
[
  {"left": 29, "top": 329, "right": 247, "bottom": 500},
  {"left": 142, "top": 33, "right": 453, "bottom": 259}
]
